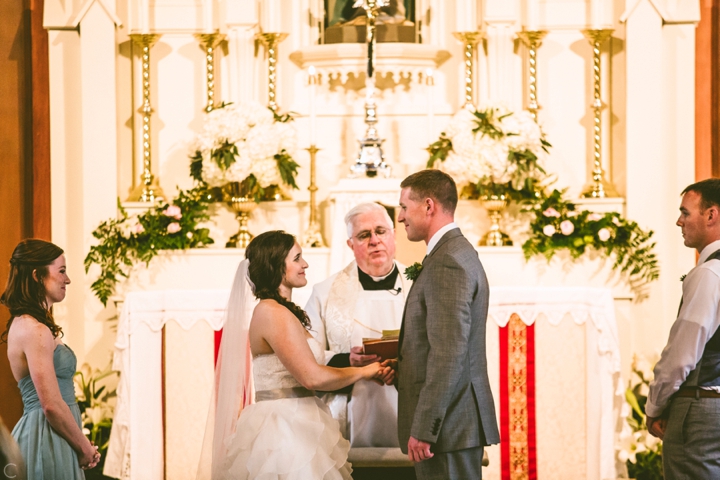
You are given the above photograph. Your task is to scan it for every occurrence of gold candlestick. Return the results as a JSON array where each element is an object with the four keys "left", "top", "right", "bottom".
[
  {"left": 452, "top": 31, "right": 484, "bottom": 110},
  {"left": 302, "top": 145, "right": 326, "bottom": 248},
  {"left": 195, "top": 32, "right": 226, "bottom": 113},
  {"left": 517, "top": 30, "right": 548, "bottom": 120},
  {"left": 127, "top": 33, "right": 164, "bottom": 202},
  {"left": 257, "top": 32, "right": 289, "bottom": 113},
  {"left": 581, "top": 28, "right": 619, "bottom": 198}
]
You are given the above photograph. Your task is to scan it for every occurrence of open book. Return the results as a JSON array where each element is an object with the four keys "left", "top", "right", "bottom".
[{"left": 362, "top": 329, "right": 400, "bottom": 361}]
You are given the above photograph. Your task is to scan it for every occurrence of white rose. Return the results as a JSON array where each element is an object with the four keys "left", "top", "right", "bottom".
[
  {"left": 543, "top": 224, "right": 556, "bottom": 236},
  {"left": 597, "top": 228, "right": 611, "bottom": 242}
]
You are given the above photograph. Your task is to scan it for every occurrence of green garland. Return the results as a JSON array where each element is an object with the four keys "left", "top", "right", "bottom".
[
  {"left": 84, "top": 186, "right": 214, "bottom": 305},
  {"left": 522, "top": 190, "right": 659, "bottom": 294}
]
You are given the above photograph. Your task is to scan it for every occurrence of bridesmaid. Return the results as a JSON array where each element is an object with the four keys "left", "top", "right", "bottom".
[{"left": 1, "top": 239, "right": 100, "bottom": 479}]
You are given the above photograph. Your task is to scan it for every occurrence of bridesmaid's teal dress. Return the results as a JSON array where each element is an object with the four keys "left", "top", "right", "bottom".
[{"left": 12, "top": 344, "right": 85, "bottom": 480}]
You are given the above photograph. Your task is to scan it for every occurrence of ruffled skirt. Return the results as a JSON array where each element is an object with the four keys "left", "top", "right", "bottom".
[{"left": 222, "top": 396, "right": 352, "bottom": 480}]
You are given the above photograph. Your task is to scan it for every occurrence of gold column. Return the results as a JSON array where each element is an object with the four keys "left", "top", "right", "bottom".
[
  {"left": 256, "top": 33, "right": 288, "bottom": 112},
  {"left": 517, "top": 30, "right": 548, "bottom": 121},
  {"left": 128, "top": 34, "right": 164, "bottom": 202},
  {"left": 452, "top": 32, "right": 484, "bottom": 110},
  {"left": 581, "top": 29, "right": 619, "bottom": 198},
  {"left": 302, "top": 145, "right": 326, "bottom": 247},
  {"left": 194, "top": 32, "right": 226, "bottom": 113}
]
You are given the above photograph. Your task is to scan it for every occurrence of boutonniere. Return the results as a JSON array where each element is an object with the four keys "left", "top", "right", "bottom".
[
  {"left": 404, "top": 262, "right": 423, "bottom": 281},
  {"left": 680, "top": 274, "right": 687, "bottom": 282}
]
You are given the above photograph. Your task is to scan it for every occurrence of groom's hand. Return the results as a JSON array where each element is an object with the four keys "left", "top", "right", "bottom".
[
  {"left": 408, "top": 436, "right": 434, "bottom": 463},
  {"left": 381, "top": 359, "right": 397, "bottom": 385},
  {"left": 350, "top": 346, "right": 379, "bottom": 366}
]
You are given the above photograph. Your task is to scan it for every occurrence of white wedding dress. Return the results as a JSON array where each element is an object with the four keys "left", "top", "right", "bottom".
[{"left": 221, "top": 337, "right": 353, "bottom": 479}]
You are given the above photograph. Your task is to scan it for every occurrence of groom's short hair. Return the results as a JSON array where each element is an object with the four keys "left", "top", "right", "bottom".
[{"left": 401, "top": 169, "right": 458, "bottom": 214}]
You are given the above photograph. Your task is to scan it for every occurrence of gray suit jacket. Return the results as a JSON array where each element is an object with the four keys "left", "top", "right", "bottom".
[{"left": 397, "top": 228, "right": 500, "bottom": 453}]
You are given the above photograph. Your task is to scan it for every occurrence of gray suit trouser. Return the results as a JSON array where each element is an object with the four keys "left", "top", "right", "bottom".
[
  {"left": 414, "top": 446, "right": 484, "bottom": 480},
  {"left": 663, "top": 396, "right": 720, "bottom": 479}
]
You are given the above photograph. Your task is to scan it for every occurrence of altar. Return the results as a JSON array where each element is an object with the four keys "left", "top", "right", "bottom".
[
  {"left": 106, "top": 248, "right": 627, "bottom": 480},
  {"left": 36, "top": 0, "right": 703, "bottom": 479}
]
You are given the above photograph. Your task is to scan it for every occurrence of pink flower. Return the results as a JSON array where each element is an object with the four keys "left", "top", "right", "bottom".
[
  {"left": 543, "top": 224, "right": 556, "bottom": 236},
  {"left": 560, "top": 220, "right": 575, "bottom": 235},
  {"left": 598, "top": 228, "right": 611, "bottom": 241},
  {"left": 132, "top": 223, "right": 145, "bottom": 234},
  {"left": 164, "top": 205, "right": 182, "bottom": 219},
  {"left": 167, "top": 222, "right": 181, "bottom": 234},
  {"left": 542, "top": 208, "right": 561, "bottom": 218},
  {"left": 587, "top": 213, "right": 603, "bottom": 222}
]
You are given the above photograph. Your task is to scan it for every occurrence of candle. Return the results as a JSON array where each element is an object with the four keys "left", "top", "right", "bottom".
[
  {"left": 261, "top": 0, "right": 282, "bottom": 32},
  {"left": 524, "top": 0, "right": 540, "bottom": 31},
  {"left": 308, "top": 66, "right": 317, "bottom": 146},
  {"left": 455, "top": 0, "right": 477, "bottom": 32},
  {"left": 140, "top": 0, "right": 149, "bottom": 33},
  {"left": 590, "top": 0, "right": 604, "bottom": 28},
  {"left": 203, "top": 0, "right": 214, "bottom": 32},
  {"left": 426, "top": 68, "right": 435, "bottom": 140}
]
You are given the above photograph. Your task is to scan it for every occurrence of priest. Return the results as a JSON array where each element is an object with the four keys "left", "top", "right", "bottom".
[{"left": 305, "top": 202, "right": 409, "bottom": 447}]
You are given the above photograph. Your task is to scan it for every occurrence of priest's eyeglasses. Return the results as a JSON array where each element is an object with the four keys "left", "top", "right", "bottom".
[{"left": 353, "top": 227, "right": 391, "bottom": 244}]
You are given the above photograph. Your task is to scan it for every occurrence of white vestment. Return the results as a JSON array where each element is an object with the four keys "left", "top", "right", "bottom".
[{"left": 305, "top": 260, "right": 409, "bottom": 447}]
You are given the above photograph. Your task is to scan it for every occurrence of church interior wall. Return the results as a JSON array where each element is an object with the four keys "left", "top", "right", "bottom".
[{"left": 39, "top": 0, "right": 702, "bottom": 388}]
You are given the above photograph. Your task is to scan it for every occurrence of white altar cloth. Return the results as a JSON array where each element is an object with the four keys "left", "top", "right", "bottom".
[{"left": 107, "top": 285, "right": 622, "bottom": 480}]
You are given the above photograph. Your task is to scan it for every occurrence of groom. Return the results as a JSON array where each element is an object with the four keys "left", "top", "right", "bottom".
[{"left": 393, "top": 169, "right": 500, "bottom": 479}]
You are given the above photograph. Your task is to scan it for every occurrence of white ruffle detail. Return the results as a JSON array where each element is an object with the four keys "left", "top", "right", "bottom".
[{"left": 222, "top": 396, "right": 353, "bottom": 480}]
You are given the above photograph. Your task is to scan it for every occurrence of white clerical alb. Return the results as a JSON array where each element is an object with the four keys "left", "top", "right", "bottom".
[{"left": 305, "top": 260, "right": 409, "bottom": 447}]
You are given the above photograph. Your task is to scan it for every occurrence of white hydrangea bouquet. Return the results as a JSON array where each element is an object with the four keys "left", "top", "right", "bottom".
[
  {"left": 618, "top": 353, "right": 663, "bottom": 480},
  {"left": 427, "top": 105, "right": 550, "bottom": 201},
  {"left": 189, "top": 101, "right": 300, "bottom": 202}
]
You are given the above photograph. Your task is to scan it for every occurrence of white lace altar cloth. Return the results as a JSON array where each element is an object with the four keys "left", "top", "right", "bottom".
[
  {"left": 106, "top": 286, "right": 621, "bottom": 480},
  {"left": 484, "top": 286, "right": 622, "bottom": 480}
]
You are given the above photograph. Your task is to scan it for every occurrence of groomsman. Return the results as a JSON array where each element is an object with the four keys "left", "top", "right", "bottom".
[
  {"left": 647, "top": 178, "right": 720, "bottom": 478},
  {"left": 394, "top": 169, "right": 499, "bottom": 479},
  {"left": 305, "top": 202, "right": 409, "bottom": 447}
]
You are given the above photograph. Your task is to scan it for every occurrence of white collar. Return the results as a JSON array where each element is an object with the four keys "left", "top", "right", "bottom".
[
  {"left": 698, "top": 239, "right": 720, "bottom": 264},
  {"left": 426, "top": 222, "right": 458, "bottom": 255},
  {"left": 368, "top": 261, "right": 397, "bottom": 282}
]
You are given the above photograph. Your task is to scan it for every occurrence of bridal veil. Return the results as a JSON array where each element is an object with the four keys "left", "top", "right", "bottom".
[{"left": 197, "top": 259, "right": 257, "bottom": 480}]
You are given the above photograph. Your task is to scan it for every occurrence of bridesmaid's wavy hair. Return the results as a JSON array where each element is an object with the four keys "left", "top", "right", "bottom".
[
  {"left": 1, "top": 239, "right": 65, "bottom": 342},
  {"left": 245, "top": 230, "right": 311, "bottom": 330}
]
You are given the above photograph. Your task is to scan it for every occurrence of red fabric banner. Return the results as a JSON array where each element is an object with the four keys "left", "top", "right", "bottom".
[{"left": 499, "top": 314, "right": 537, "bottom": 480}]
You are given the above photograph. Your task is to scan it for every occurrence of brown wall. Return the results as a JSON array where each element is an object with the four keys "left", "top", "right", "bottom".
[
  {"left": 0, "top": 0, "right": 50, "bottom": 428},
  {"left": 697, "top": 0, "right": 720, "bottom": 180}
]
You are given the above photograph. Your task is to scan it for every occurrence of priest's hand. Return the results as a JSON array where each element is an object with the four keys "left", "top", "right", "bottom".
[
  {"left": 408, "top": 436, "right": 434, "bottom": 463},
  {"left": 350, "top": 346, "right": 380, "bottom": 366},
  {"left": 647, "top": 416, "right": 666, "bottom": 439}
]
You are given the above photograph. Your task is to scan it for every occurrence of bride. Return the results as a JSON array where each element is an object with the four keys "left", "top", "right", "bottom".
[{"left": 201, "top": 230, "right": 393, "bottom": 479}]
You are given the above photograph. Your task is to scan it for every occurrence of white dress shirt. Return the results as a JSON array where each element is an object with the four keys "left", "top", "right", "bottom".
[
  {"left": 646, "top": 239, "right": 720, "bottom": 417},
  {"left": 426, "top": 222, "right": 458, "bottom": 255}
]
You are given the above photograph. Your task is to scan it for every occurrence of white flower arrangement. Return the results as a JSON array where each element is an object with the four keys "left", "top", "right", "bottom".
[
  {"left": 189, "top": 102, "right": 300, "bottom": 201},
  {"left": 427, "top": 104, "right": 550, "bottom": 200}
]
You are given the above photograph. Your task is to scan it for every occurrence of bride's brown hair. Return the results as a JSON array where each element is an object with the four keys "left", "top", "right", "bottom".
[
  {"left": 245, "top": 230, "right": 311, "bottom": 330},
  {"left": 1, "top": 239, "right": 65, "bottom": 342}
]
